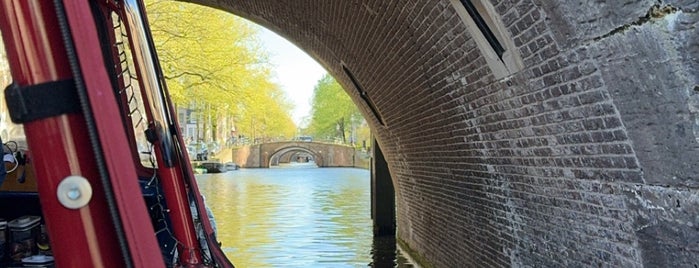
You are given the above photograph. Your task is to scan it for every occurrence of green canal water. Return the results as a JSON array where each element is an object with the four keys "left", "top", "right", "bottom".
[{"left": 196, "top": 163, "right": 414, "bottom": 267}]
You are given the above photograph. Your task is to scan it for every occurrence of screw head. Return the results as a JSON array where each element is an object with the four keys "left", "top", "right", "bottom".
[
  {"left": 66, "top": 187, "right": 81, "bottom": 200},
  {"left": 57, "top": 176, "right": 92, "bottom": 209}
]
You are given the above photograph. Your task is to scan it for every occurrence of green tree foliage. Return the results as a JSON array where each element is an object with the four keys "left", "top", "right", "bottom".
[
  {"left": 236, "top": 69, "right": 297, "bottom": 142},
  {"left": 308, "top": 74, "right": 366, "bottom": 144},
  {"left": 145, "top": 0, "right": 296, "bottom": 144}
]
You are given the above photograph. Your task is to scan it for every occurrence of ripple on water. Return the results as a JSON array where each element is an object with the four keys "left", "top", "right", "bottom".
[{"left": 197, "top": 167, "right": 415, "bottom": 267}]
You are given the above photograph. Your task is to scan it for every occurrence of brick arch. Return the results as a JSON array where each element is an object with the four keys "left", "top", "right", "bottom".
[
  {"left": 180, "top": 1, "right": 697, "bottom": 267},
  {"left": 277, "top": 150, "right": 314, "bottom": 164},
  {"left": 268, "top": 146, "right": 323, "bottom": 167},
  {"left": 244, "top": 141, "right": 354, "bottom": 168}
]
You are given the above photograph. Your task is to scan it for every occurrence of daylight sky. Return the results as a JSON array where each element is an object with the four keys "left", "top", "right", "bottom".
[{"left": 257, "top": 26, "right": 327, "bottom": 128}]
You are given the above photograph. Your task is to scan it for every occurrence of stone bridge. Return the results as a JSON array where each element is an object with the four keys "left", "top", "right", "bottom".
[
  {"left": 226, "top": 141, "right": 361, "bottom": 168},
  {"left": 184, "top": 1, "right": 697, "bottom": 267}
]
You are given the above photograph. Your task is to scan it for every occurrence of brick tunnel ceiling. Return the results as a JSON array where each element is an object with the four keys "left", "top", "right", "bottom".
[{"left": 180, "top": 0, "right": 698, "bottom": 267}]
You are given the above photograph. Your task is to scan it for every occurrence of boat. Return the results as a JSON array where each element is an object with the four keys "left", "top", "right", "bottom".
[
  {"left": 197, "top": 161, "right": 238, "bottom": 173},
  {"left": 199, "top": 162, "right": 224, "bottom": 173},
  {"left": 224, "top": 162, "right": 240, "bottom": 171}
]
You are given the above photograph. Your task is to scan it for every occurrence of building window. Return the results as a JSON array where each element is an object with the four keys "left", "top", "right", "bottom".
[{"left": 451, "top": 0, "right": 523, "bottom": 79}]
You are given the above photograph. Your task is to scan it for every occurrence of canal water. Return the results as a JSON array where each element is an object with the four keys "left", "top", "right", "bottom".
[{"left": 196, "top": 163, "right": 414, "bottom": 267}]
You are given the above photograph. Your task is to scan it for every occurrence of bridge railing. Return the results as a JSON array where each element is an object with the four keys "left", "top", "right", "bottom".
[{"left": 222, "top": 137, "right": 365, "bottom": 148}]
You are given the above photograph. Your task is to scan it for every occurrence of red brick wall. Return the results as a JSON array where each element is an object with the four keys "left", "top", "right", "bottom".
[
  {"left": 190, "top": 0, "right": 698, "bottom": 267},
  {"left": 232, "top": 142, "right": 356, "bottom": 168}
]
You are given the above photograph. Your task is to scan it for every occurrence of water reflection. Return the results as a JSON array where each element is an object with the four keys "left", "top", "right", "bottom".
[
  {"left": 371, "top": 236, "right": 413, "bottom": 268},
  {"left": 197, "top": 164, "right": 410, "bottom": 267}
]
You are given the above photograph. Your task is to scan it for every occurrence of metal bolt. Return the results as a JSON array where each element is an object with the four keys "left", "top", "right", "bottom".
[{"left": 57, "top": 176, "right": 92, "bottom": 209}]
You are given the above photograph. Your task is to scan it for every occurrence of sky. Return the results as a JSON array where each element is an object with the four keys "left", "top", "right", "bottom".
[{"left": 256, "top": 26, "right": 327, "bottom": 128}]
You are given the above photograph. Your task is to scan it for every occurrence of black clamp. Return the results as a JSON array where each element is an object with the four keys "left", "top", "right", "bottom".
[{"left": 4, "top": 79, "right": 82, "bottom": 123}]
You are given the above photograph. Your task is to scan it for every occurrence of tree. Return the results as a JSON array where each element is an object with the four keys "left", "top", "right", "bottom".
[
  {"left": 146, "top": 1, "right": 264, "bottom": 104},
  {"left": 308, "top": 74, "right": 365, "bottom": 144},
  {"left": 236, "top": 70, "right": 296, "bottom": 142},
  {"left": 145, "top": 1, "right": 296, "bottom": 145}
]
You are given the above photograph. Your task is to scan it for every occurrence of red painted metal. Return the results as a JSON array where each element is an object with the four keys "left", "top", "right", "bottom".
[
  {"left": 170, "top": 118, "right": 235, "bottom": 267},
  {"left": 106, "top": 0, "right": 205, "bottom": 264},
  {"left": 153, "top": 151, "right": 204, "bottom": 265},
  {"left": 166, "top": 102, "right": 234, "bottom": 267},
  {"left": 0, "top": 1, "right": 126, "bottom": 267},
  {"left": 1, "top": 0, "right": 234, "bottom": 266},
  {"left": 59, "top": 0, "right": 167, "bottom": 266}
]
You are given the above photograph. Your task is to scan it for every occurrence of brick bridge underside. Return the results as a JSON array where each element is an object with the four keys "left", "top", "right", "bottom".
[{"left": 185, "top": 0, "right": 698, "bottom": 267}]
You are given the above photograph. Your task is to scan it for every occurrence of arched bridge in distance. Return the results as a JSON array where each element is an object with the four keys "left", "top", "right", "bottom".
[{"left": 226, "top": 141, "right": 366, "bottom": 168}]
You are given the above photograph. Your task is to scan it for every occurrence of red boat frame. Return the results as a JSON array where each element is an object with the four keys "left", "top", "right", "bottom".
[{"left": 0, "top": 0, "right": 232, "bottom": 267}]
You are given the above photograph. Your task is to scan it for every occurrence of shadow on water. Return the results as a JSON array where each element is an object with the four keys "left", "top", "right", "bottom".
[
  {"left": 371, "top": 236, "right": 415, "bottom": 268},
  {"left": 196, "top": 163, "right": 415, "bottom": 267}
]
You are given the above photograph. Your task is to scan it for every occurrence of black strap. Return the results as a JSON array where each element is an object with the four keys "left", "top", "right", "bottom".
[{"left": 4, "top": 79, "right": 81, "bottom": 123}]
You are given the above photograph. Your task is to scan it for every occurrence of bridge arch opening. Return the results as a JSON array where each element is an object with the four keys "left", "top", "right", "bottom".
[
  {"left": 148, "top": 1, "right": 696, "bottom": 267},
  {"left": 268, "top": 146, "right": 321, "bottom": 168}
]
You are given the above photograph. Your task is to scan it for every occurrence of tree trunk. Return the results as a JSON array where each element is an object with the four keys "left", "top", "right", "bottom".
[
  {"left": 338, "top": 117, "right": 346, "bottom": 144},
  {"left": 211, "top": 108, "right": 218, "bottom": 142}
]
